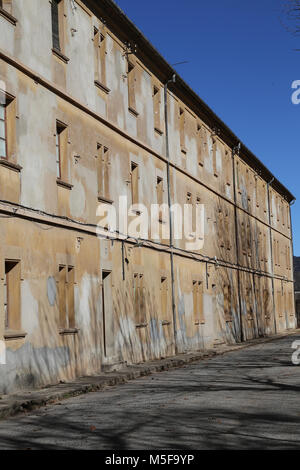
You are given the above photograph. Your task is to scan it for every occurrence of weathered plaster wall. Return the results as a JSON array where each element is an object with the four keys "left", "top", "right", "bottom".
[{"left": 0, "top": 0, "right": 295, "bottom": 393}]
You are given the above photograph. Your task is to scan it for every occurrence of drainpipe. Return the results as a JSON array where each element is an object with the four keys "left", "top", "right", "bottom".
[
  {"left": 164, "top": 74, "right": 178, "bottom": 354},
  {"left": 231, "top": 142, "right": 244, "bottom": 342},
  {"left": 267, "top": 177, "right": 277, "bottom": 334},
  {"left": 289, "top": 198, "right": 296, "bottom": 326}
]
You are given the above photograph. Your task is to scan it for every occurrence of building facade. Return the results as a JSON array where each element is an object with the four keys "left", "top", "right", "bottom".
[{"left": 0, "top": 0, "right": 296, "bottom": 393}]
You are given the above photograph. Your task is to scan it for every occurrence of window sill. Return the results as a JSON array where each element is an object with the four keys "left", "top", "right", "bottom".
[
  {"left": 52, "top": 48, "right": 70, "bottom": 64},
  {"left": 128, "top": 107, "right": 139, "bottom": 117},
  {"left": 0, "top": 158, "right": 22, "bottom": 172},
  {"left": 94, "top": 80, "right": 110, "bottom": 94},
  {"left": 59, "top": 328, "right": 79, "bottom": 336},
  {"left": 56, "top": 178, "right": 73, "bottom": 190},
  {"left": 4, "top": 329, "right": 27, "bottom": 340},
  {"left": 181, "top": 147, "right": 187, "bottom": 155},
  {"left": 154, "top": 127, "right": 163, "bottom": 136},
  {"left": 98, "top": 196, "right": 114, "bottom": 205},
  {"left": 0, "top": 7, "right": 17, "bottom": 25},
  {"left": 135, "top": 323, "right": 148, "bottom": 329}
]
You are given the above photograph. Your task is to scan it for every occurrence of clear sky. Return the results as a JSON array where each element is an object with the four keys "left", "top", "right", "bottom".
[{"left": 114, "top": 0, "right": 300, "bottom": 255}]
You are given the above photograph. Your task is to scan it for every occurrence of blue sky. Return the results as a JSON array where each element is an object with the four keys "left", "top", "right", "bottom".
[{"left": 114, "top": 0, "right": 300, "bottom": 255}]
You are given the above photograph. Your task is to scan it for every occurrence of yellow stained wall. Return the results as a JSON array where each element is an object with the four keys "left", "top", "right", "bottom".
[{"left": 0, "top": 0, "right": 295, "bottom": 393}]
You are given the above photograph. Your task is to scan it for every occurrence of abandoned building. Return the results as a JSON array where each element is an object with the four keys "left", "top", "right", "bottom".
[{"left": 0, "top": 0, "right": 296, "bottom": 393}]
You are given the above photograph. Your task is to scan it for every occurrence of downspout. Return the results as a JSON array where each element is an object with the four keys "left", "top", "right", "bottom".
[
  {"left": 164, "top": 75, "right": 178, "bottom": 354},
  {"left": 267, "top": 176, "right": 277, "bottom": 334},
  {"left": 289, "top": 198, "right": 296, "bottom": 326},
  {"left": 232, "top": 142, "right": 244, "bottom": 342}
]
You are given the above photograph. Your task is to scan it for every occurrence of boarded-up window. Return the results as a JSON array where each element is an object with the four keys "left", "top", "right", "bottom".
[
  {"left": 94, "top": 26, "right": 107, "bottom": 87},
  {"left": 131, "top": 162, "right": 139, "bottom": 205},
  {"left": 224, "top": 212, "right": 231, "bottom": 251},
  {"left": 263, "top": 288, "right": 270, "bottom": 319},
  {"left": 0, "top": 93, "right": 16, "bottom": 161},
  {"left": 277, "top": 290, "right": 283, "bottom": 317},
  {"left": 156, "top": 176, "right": 163, "bottom": 206},
  {"left": 0, "top": 102, "right": 6, "bottom": 158},
  {"left": 246, "top": 287, "right": 253, "bottom": 320},
  {"left": 97, "top": 144, "right": 110, "bottom": 201},
  {"left": 58, "top": 265, "right": 75, "bottom": 329},
  {"left": 224, "top": 284, "right": 232, "bottom": 322},
  {"left": 193, "top": 280, "right": 204, "bottom": 324},
  {"left": 179, "top": 107, "right": 186, "bottom": 152},
  {"left": 134, "top": 273, "right": 145, "bottom": 324},
  {"left": 212, "top": 138, "right": 218, "bottom": 177},
  {"left": 153, "top": 85, "right": 162, "bottom": 133},
  {"left": 246, "top": 219, "right": 252, "bottom": 257},
  {"left": 241, "top": 221, "right": 247, "bottom": 256},
  {"left": 128, "top": 62, "right": 137, "bottom": 115},
  {"left": 161, "top": 277, "right": 167, "bottom": 319},
  {"left": 196, "top": 124, "right": 204, "bottom": 167},
  {"left": 277, "top": 240, "right": 280, "bottom": 267},
  {"left": 4, "top": 260, "right": 21, "bottom": 331},
  {"left": 56, "top": 120, "right": 68, "bottom": 180},
  {"left": 218, "top": 209, "right": 225, "bottom": 248}
]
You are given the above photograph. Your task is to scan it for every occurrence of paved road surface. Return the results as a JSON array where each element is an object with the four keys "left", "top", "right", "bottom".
[{"left": 0, "top": 335, "right": 299, "bottom": 450}]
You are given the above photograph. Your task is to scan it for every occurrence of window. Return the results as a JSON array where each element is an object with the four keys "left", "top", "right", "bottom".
[
  {"left": 127, "top": 62, "right": 138, "bottom": 115},
  {"left": 160, "top": 277, "right": 168, "bottom": 319},
  {"left": 94, "top": 26, "right": 109, "bottom": 92},
  {"left": 217, "top": 209, "right": 224, "bottom": 248},
  {"left": 246, "top": 287, "right": 253, "bottom": 320},
  {"left": 196, "top": 124, "right": 204, "bottom": 167},
  {"left": 224, "top": 212, "right": 231, "bottom": 251},
  {"left": 0, "top": 93, "right": 16, "bottom": 161},
  {"left": 246, "top": 219, "right": 252, "bottom": 257},
  {"left": 277, "top": 290, "right": 283, "bottom": 317},
  {"left": 224, "top": 284, "right": 232, "bottom": 322},
  {"left": 212, "top": 138, "right": 218, "bottom": 177},
  {"left": 153, "top": 85, "right": 162, "bottom": 133},
  {"left": 55, "top": 120, "right": 68, "bottom": 180},
  {"left": 255, "top": 176, "right": 259, "bottom": 209},
  {"left": 193, "top": 280, "right": 204, "bottom": 324},
  {"left": 156, "top": 176, "right": 163, "bottom": 206},
  {"left": 102, "top": 270, "right": 113, "bottom": 357},
  {"left": 263, "top": 288, "right": 270, "bottom": 319},
  {"left": 4, "top": 260, "right": 21, "bottom": 332},
  {"left": 134, "top": 273, "right": 145, "bottom": 325},
  {"left": 51, "top": 0, "right": 63, "bottom": 51},
  {"left": 0, "top": 102, "right": 6, "bottom": 158},
  {"left": 0, "top": 0, "right": 12, "bottom": 14},
  {"left": 179, "top": 107, "right": 186, "bottom": 153},
  {"left": 131, "top": 162, "right": 139, "bottom": 205},
  {"left": 97, "top": 144, "right": 110, "bottom": 201},
  {"left": 58, "top": 265, "right": 75, "bottom": 330}
]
